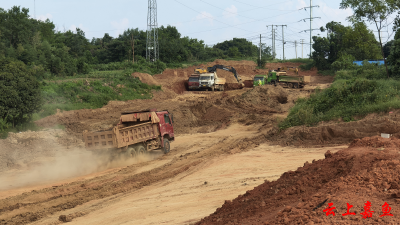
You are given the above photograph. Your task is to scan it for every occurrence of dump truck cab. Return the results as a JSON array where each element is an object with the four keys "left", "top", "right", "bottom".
[
  {"left": 267, "top": 70, "right": 278, "bottom": 85},
  {"left": 253, "top": 74, "right": 267, "bottom": 86},
  {"left": 188, "top": 75, "right": 200, "bottom": 90},
  {"left": 198, "top": 72, "right": 225, "bottom": 91},
  {"left": 199, "top": 72, "right": 215, "bottom": 89}
]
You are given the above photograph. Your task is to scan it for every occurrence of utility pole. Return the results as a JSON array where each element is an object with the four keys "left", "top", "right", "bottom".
[
  {"left": 259, "top": 34, "right": 262, "bottom": 61},
  {"left": 299, "top": 1, "right": 320, "bottom": 57},
  {"left": 301, "top": 39, "right": 304, "bottom": 58},
  {"left": 146, "top": 0, "right": 159, "bottom": 62},
  {"left": 295, "top": 40, "right": 297, "bottom": 59},
  {"left": 273, "top": 28, "right": 275, "bottom": 59},
  {"left": 274, "top": 25, "right": 287, "bottom": 61},
  {"left": 267, "top": 25, "right": 276, "bottom": 59},
  {"left": 34, "top": 0, "right": 36, "bottom": 19},
  {"left": 131, "top": 34, "right": 135, "bottom": 64}
]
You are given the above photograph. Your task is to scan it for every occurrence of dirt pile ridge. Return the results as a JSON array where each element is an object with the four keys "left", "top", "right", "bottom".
[
  {"left": 197, "top": 136, "right": 400, "bottom": 225},
  {"left": 35, "top": 85, "right": 309, "bottom": 140},
  {"left": 131, "top": 60, "right": 318, "bottom": 95},
  {"left": 132, "top": 72, "right": 159, "bottom": 86},
  {"left": 267, "top": 110, "right": 400, "bottom": 147}
]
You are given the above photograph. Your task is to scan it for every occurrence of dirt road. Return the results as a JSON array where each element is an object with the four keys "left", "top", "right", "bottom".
[{"left": 0, "top": 124, "right": 344, "bottom": 225}]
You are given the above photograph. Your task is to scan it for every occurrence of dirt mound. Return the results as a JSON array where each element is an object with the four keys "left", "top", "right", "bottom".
[
  {"left": 132, "top": 72, "right": 159, "bottom": 86},
  {"left": 349, "top": 136, "right": 400, "bottom": 149},
  {"left": 267, "top": 110, "right": 400, "bottom": 147},
  {"left": 240, "top": 85, "right": 288, "bottom": 111},
  {"left": 197, "top": 137, "right": 400, "bottom": 224}
]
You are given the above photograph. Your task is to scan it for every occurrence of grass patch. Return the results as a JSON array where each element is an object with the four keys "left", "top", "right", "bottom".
[
  {"left": 279, "top": 78, "right": 400, "bottom": 130},
  {"left": 318, "top": 70, "right": 336, "bottom": 76},
  {"left": 34, "top": 71, "right": 161, "bottom": 121}
]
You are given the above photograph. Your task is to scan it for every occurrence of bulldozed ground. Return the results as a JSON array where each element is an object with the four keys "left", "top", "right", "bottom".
[{"left": 2, "top": 60, "right": 398, "bottom": 225}]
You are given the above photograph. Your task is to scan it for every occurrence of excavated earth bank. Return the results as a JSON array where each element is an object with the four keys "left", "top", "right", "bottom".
[
  {"left": 197, "top": 136, "right": 400, "bottom": 225},
  {"left": 267, "top": 110, "right": 400, "bottom": 147}
]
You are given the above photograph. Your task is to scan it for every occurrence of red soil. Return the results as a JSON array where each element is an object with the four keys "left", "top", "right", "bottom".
[{"left": 197, "top": 136, "right": 400, "bottom": 225}]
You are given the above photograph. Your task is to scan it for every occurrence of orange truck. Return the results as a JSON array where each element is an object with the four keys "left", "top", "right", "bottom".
[{"left": 83, "top": 109, "right": 175, "bottom": 157}]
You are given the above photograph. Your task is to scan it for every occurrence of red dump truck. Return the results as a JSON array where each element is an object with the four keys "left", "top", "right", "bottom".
[{"left": 83, "top": 109, "right": 174, "bottom": 157}]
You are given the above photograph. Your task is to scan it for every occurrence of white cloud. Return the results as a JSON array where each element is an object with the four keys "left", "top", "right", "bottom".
[
  {"left": 196, "top": 11, "right": 214, "bottom": 25},
  {"left": 223, "top": 5, "right": 238, "bottom": 19},
  {"left": 111, "top": 18, "right": 129, "bottom": 37},
  {"left": 37, "top": 13, "right": 52, "bottom": 21}
]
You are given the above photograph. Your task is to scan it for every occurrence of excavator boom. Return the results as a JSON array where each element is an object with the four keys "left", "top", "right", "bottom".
[{"left": 207, "top": 65, "right": 243, "bottom": 86}]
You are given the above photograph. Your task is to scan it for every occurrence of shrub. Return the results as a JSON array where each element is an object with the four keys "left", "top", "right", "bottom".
[
  {"left": 279, "top": 78, "right": 400, "bottom": 129},
  {"left": 0, "top": 58, "right": 42, "bottom": 127}
]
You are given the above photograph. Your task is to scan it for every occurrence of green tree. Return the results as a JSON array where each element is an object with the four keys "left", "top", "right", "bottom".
[
  {"left": 340, "top": 0, "right": 399, "bottom": 78},
  {"left": 383, "top": 39, "right": 395, "bottom": 58},
  {"left": 214, "top": 38, "right": 258, "bottom": 57},
  {"left": 227, "top": 47, "right": 241, "bottom": 58},
  {"left": 0, "top": 58, "right": 41, "bottom": 127},
  {"left": 312, "top": 21, "right": 380, "bottom": 70},
  {"left": 387, "top": 30, "right": 400, "bottom": 77},
  {"left": 311, "top": 36, "right": 331, "bottom": 70}
]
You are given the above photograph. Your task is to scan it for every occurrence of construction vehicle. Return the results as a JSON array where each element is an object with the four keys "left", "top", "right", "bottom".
[
  {"left": 83, "top": 109, "right": 174, "bottom": 157},
  {"left": 267, "top": 70, "right": 310, "bottom": 88},
  {"left": 253, "top": 74, "right": 267, "bottom": 86},
  {"left": 279, "top": 66, "right": 299, "bottom": 75},
  {"left": 194, "top": 68, "right": 208, "bottom": 74},
  {"left": 188, "top": 74, "right": 200, "bottom": 90},
  {"left": 198, "top": 72, "right": 226, "bottom": 91},
  {"left": 188, "top": 65, "right": 243, "bottom": 91},
  {"left": 207, "top": 65, "right": 243, "bottom": 87}
]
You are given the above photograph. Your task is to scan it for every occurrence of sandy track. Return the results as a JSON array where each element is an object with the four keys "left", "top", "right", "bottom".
[{"left": 0, "top": 124, "right": 343, "bottom": 225}]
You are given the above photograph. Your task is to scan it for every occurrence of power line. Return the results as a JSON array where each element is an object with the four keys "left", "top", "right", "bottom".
[{"left": 299, "top": 0, "right": 321, "bottom": 56}]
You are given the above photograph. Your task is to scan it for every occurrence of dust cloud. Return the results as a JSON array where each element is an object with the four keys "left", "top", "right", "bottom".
[{"left": 0, "top": 147, "right": 163, "bottom": 191}]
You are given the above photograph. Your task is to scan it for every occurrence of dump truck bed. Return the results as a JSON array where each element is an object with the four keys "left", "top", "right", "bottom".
[
  {"left": 83, "top": 111, "right": 162, "bottom": 150},
  {"left": 215, "top": 77, "right": 226, "bottom": 85}
]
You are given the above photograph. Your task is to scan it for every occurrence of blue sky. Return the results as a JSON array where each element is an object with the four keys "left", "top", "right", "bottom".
[{"left": 2, "top": 0, "right": 396, "bottom": 59}]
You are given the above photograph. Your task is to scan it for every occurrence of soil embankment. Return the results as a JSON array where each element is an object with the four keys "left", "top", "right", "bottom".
[{"left": 197, "top": 136, "right": 400, "bottom": 224}]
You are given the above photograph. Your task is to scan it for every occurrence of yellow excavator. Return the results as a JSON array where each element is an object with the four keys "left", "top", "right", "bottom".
[
  {"left": 278, "top": 66, "right": 299, "bottom": 75},
  {"left": 194, "top": 68, "right": 208, "bottom": 74}
]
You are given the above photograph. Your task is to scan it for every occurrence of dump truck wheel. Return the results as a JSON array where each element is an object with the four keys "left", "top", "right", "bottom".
[
  {"left": 163, "top": 139, "right": 170, "bottom": 154},
  {"left": 294, "top": 83, "right": 299, "bottom": 89},
  {"left": 288, "top": 83, "right": 293, "bottom": 88},
  {"left": 126, "top": 147, "right": 137, "bottom": 158},
  {"left": 137, "top": 145, "right": 146, "bottom": 156}
]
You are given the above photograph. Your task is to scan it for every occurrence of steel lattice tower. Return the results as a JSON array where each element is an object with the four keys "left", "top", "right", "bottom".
[{"left": 146, "top": 0, "right": 159, "bottom": 62}]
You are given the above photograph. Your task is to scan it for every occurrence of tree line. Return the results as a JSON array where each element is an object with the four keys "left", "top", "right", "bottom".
[
  {"left": 0, "top": 6, "right": 266, "bottom": 78},
  {"left": 311, "top": 0, "right": 400, "bottom": 78}
]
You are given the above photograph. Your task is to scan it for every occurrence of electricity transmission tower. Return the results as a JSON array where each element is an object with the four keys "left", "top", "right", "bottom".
[
  {"left": 299, "top": 0, "right": 320, "bottom": 57},
  {"left": 146, "top": 0, "right": 159, "bottom": 62}
]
